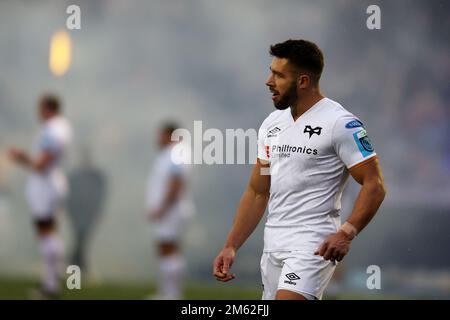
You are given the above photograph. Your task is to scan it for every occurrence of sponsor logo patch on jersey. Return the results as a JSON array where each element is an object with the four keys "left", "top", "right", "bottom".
[
  {"left": 345, "top": 119, "right": 364, "bottom": 129},
  {"left": 271, "top": 144, "right": 318, "bottom": 158},
  {"left": 353, "top": 129, "right": 374, "bottom": 157}
]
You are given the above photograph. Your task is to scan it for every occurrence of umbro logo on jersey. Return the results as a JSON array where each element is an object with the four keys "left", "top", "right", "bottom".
[
  {"left": 267, "top": 126, "right": 281, "bottom": 137},
  {"left": 284, "top": 273, "right": 301, "bottom": 285},
  {"left": 304, "top": 125, "right": 322, "bottom": 138}
]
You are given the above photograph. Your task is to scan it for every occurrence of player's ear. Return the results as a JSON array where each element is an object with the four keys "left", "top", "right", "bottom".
[{"left": 297, "top": 74, "right": 310, "bottom": 89}]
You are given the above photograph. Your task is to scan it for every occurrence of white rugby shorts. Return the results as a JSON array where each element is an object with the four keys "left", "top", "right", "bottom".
[{"left": 260, "top": 250, "right": 336, "bottom": 300}]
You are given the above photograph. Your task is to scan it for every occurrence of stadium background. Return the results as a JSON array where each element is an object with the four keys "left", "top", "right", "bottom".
[{"left": 0, "top": 0, "right": 449, "bottom": 299}]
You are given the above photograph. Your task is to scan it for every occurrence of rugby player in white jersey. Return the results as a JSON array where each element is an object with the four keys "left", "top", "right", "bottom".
[
  {"left": 213, "top": 39, "right": 386, "bottom": 300},
  {"left": 9, "top": 94, "right": 72, "bottom": 299},
  {"left": 146, "top": 123, "right": 194, "bottom": 300}
]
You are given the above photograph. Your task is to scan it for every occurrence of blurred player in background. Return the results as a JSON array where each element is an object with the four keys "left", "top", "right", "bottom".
[
  {"left": 146, "top": 122, "right": 194, "bottom": 300},
  {"left": 9, "top": 94, "right": 72, "bottom": 299},
  {"left": 213, "top": 40, "right": 386, "bottom": 300}
]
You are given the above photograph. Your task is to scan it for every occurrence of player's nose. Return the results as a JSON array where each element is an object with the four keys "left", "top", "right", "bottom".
[{"left": 265, "top": 74, "right": 275, "bottom": 87}]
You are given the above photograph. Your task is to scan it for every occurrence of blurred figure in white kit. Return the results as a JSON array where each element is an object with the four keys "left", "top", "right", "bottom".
[
  {"left": 146, "top": 122, "right": 194, "bottom": 300},
  {"left": 9, "top": 94, "right": 72, "bottom": 299}
]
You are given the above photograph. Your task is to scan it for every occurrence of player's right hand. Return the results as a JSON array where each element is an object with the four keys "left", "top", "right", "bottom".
[
  {"left": 8, "top": 147, "right": 27, "bottom": 163},
  {"left": 213, "top": 247, "right": 236, "bottom": 282}
]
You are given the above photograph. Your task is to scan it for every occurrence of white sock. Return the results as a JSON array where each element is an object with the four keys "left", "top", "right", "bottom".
[
  {"left": 40, "top": 233, "right": 64, "bottom": 294},
  {"left": 159, "top": 254, "right": 185, "bottom": 299}
]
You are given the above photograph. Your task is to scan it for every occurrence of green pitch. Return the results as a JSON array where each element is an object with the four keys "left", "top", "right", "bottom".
[
  {"left": 0, "top": 277, "right": 404, "bottom": 300},
  {"left": 0, "top": 277, "right": 262, "bottom": 300}
]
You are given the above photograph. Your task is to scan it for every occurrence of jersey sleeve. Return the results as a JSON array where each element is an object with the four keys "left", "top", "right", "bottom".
[
  {"left": 257, "top": 120, "right": 269, "bottom": 161},
  {"left": 332, "top": 115, "right": 377, "bottom": 169},
  {"left": 169, "top": 143, "right": 190, "bottom": 178}
]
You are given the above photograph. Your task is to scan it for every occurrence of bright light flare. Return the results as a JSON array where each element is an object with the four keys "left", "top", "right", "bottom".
[{"left": 49, "top": 30, "right": 72, "bottom": 76}]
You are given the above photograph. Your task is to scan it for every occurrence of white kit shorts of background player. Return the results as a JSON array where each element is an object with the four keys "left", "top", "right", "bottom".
[
  {"left": 26, "top": 116, "right": 72, "bottom": 219},
  {"left": 257, "top": 97, "right": 377, "bottom": 300},
  {"left": 146, "top": 143, "right": 195, "bottom": 243}
]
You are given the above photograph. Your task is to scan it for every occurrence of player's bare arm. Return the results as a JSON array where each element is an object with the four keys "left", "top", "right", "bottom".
[
  {"left": 315, "top": 157, "right": 386, "bottom": 262},
  {"left": 213, "top": 159, "right": 270, "bottom": 282},
  {"left": 149, "top": 175, "right": 184, "bottom": 221},
  {"left": 9, "top": 148, "right": 54, "bottom": 172}
]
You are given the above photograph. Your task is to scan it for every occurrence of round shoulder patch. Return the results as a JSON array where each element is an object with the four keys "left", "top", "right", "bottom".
[{"left": 360, "top": 136, "right": 374, "bottom": 152}]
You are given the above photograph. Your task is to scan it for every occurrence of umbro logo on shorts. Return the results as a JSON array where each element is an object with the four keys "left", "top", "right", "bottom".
[
  {"left": 285, "top": 273, "right": 301, "bottom": 281},
  {"left": 284, "top": 273, "right": 301, "bottom": 285},
  {"left": 304, "top": 125, "right": 322, "bottom": 138}
]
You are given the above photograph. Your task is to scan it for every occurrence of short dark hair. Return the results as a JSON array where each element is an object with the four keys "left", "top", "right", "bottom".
[
  {"left": 160, "top": 121, "right": 180, "bottom": 135},
  {"left": 40, "top": 94, "right": 61, "bottom": 113},
  {"left": 269, "top": 39, "right": 324, "bottom": 83}
]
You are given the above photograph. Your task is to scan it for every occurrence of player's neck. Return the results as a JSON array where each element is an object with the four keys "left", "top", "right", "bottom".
[
  {"left": 43, "top": 113, "right": 59, "bottom": 123},
  {"left": 290, "top": 90, "right": 325, "bottom": 122}
]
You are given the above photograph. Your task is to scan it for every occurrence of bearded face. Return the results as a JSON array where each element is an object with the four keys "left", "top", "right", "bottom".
[
  {"left": 271, "top": 80, "right": 298, "bottom": 110},
  {"left": 266, "top": 58, "right": 300, "bottom": 110}
]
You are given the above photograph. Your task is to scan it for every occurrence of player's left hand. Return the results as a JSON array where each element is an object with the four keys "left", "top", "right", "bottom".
[{"left": 314, "top": 230, "right": 353, "bottom": 262}]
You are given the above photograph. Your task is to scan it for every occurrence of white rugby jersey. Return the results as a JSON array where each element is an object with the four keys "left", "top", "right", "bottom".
[
  {"left": 26, "top": 116, "right": 72, "bottom": 215},
  {"left": 257, "top": 97, "right": 377, "bottom": 252},
  {"left": 147, "top": 143, "right": 194, "bottom": 219}
]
